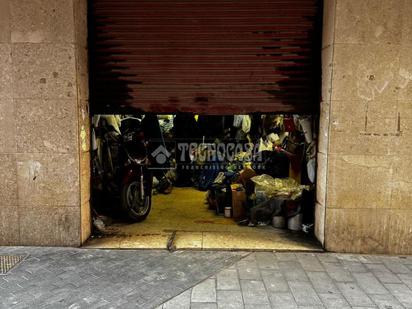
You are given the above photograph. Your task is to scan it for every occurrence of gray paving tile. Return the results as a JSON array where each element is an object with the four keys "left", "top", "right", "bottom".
[
  {"left": 307, "top": 272, "right": 339, "bottom": 294},
  {"left": 341, "top": 260, "right": 368, "bottom": 273},
  {"left": 353, "top": 272, "right": 388, "bottom": 295},
  {"left": 337, "top": 282, "right": 375, "bottom": 307},
  {"left": 334, "top": 254, "right": 361, "bottom": 262},
  {"left": 217, "top": 268, "right": 241, "bottom": 291},
  {"left": 255, "top": 252, "right": 279, "bottom": 270},
  {"left": 276, "top": 253, "right": 298, "bottom": 261},
  {"left": 0, "top": 248, "right": 244, "bottom": 309},
  {"left": 217, "top": 290, "right": 243, "bottom": 309},
  {"left": 237, "top": 259, "right": 261, "bottom": 280},
  {"left": 382, "top": 258, "right": 412, "bottom": 275},
  {"left": 163, "top": 289, "right": 192, "bottom": 309},
  {"left": 398, "top": 273, "right": 412, "bottom": 290},
  {"left": 191, "top": 303, "right": 218, "bottom": 309},
  {"left": 317, "top": 254, "right": 339, "bottom": 264},
  {"left": 240, "top": 280, "right": 270, "bottom": 305},
  {"left": 191, "top": 279, "right": 217, "bottom": 303},
  {"left": 297, "top": 253, "right": 325, "bottom": 272},
  {"left": 242, "top": 254, "right": 256, "bottom": 262},
  {"left": 358, "top": 255, "right": 385, "bottom": 264},
  {"left": 244, "top": 305, "right": 271, "bottom": 309},
  {"left": 384, "top": 283, "right": 412, "bottom": 308},
  {"left": 369, "top": 293, "right": 405, "bottom": 309},
  {"left": 269, "top": 292, "right": 298, "bottom": 309},
  {"left": 288, "top": 281, "right": 323, "bottom": 306},
  {"left": 365, "top": 263, "right": 403, "bottom": 284},
  {"left": 400, "top": 257, "right": 412, "bottom": 265},
  {"left": 318, "top": 293, "right": 351, "bottom": 309},
  {"left": 261, "top": 269, "right": 289, "bottom": 293},
  {"left": 279, "top": 261, "right": 309, "bottom": 282},
  {"left": 323, "top": 262, "right": 354, "bottom": 282}
]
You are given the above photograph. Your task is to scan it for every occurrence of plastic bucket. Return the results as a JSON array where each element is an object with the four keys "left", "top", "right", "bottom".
[
  {"left": 224, "top": 207, "right": 232, "bottom": 218},
  {"left": 288, "top": 214, "right": 303, "bottom": 231},
  {"left": 272, "top": 216, "right": 286, "bottom": 229}
]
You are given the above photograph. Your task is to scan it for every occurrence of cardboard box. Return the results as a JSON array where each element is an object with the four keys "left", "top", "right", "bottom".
[{"left": 231, "top": 184, "right": 247, "bottom": 219}]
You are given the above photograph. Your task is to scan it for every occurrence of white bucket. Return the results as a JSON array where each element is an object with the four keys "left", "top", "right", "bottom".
[
  {"left": 272, "top": 216, "right": 286, "bottom": 229},
  {"left": 224, "top": 207, "right": 232, "bottom": 218},
  {"left": 288, "top": 214, "right": 303, "bottom": 231}
]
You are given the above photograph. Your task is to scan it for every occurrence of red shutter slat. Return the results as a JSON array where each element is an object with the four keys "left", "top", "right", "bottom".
[{"left": 89, "top": 0, "right": 322, "bottom": 114}]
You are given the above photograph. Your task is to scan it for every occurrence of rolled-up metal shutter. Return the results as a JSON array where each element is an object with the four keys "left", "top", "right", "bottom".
[{"left": 89, "top": 0, "right": 322, "bottom": 114}]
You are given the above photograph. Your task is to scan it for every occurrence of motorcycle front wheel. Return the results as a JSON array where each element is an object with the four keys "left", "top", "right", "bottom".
[{"left": 120, "top": 178, "right": 151, "bottom": 222}]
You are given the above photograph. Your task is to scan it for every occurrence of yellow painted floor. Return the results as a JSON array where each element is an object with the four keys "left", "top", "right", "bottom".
[{"left": 84, "top": 188, "right": 322, "bottom": 251}]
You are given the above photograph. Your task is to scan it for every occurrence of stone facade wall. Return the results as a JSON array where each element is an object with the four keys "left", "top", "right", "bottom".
[
  {"left": 318, "top": 0, "right": 412, "bottom": 254},
  {"left": 0, "top": 0, "right": 90, "bottom": 246},
  {"left": 0, "top": 0, "right": 410, "bottom": 253}
]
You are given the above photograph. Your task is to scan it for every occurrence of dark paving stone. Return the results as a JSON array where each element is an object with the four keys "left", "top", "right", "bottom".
[{"left": 0, "top": 247, "right": 245, "bottom": 309}]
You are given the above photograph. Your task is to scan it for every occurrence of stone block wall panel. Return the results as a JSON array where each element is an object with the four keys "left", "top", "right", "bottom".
[
  {"left": 15, "top": 99, "right": 78, "bottom": 153},
  {"left": 387, "top": 210, "right": 412, "bottom": 254},
  {"left": 318, "top": 101, "right": 330, "bottom": 155},
  {"left": 398, "top": 47, "right": 412, "bottom": 101},
  {"left": 74, "top": 0, "right": 91, "bottom": 245},
  {"left": 326, "top": 154, "right": 393, "bottom": 210},
  {"left": 0, "top": 43, "right": 12, "bottom": 98},
  {"left": 0, "top": 154, "right": 17, "bottom": 206},
  {"left": 325, "top": 208, "right": 391, "bottom": 254},
  {"left": 0, "top": 0, "right": 10, "bottom": 43},
  {"left": 80, "top": 150, "right": 91, "bottom": 206},
  {"left": 12, "top": 43, "right": 77, "bottom": 100},
  {"left": 322, "top": 0, "right": 336, "bottom": 49},
  {"left": 390, "top": 156, "right": 412, "bottom": 210},
  {"left": 19, "top": 207, "right": 80, "bottom": 246},
  {"left": 76, "top": 47, "right": 89, "bottom": 102},
  {"left": 0, "top": 98, "right": 16, "bottom": 153},
  {"left": 402, "top": 0, "right": 412, "bottom": 46},
  {"left": 73, "top": 0, "right": 88, "bottom": 49},
  {"left": 80, "top": 200, "right": 91, "bottom": 244},
  {"left": 334, "top": 0, "right": 402, "bottom": 45},
  {"left": 314, "top": 203, "right": 325, "bottom": 246},
  {"left": 331, "top": 43, "right": 400, "bottom": 103},
  {"left": 10, "top": 0, "right": 75, "bottom": 44},
  {"left": 16, "top": 153, "right": 80, "bottom": 207},
  {"left": 0, "top": 0, "right": 90, "bottom": 246},
  {"left": 321, "top": 0, "right": 412, "bottom": 254},
  {"left": 316, "top": 0, "right": 336, "bottom": 245},
  {"left": 316, "top": 152, "right": 327, "bottom": 207},
  {"left": 0, "top": 207, "right": 19, "bottom": 245}
]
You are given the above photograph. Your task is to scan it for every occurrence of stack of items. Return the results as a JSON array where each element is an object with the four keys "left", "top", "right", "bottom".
[{"left": 204, "top": 114, "right": 316, "bottom": 233}]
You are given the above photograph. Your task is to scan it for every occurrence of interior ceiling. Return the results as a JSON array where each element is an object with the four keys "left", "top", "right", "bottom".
[{"left": 89, "top": 0, "right": 322, "bottom": 115}]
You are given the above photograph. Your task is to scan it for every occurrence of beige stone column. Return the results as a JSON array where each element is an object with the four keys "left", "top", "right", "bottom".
[
  {"left": 0, "top": 0, "right": 90, "bottom": 246},
  {"left": 318, "top": 0, "right": 412, "bottom": 254}
]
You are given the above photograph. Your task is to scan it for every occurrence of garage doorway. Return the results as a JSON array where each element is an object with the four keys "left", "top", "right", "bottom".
[
  {"left": 85, "top": 0, "right": 323, "bottom": 250},
  {"left": 85, "top": 113, "right": 321, "bottom": 250}
]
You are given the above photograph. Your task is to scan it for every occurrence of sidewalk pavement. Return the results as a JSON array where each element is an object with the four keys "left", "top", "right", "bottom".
[
  {"left": 1, "top": 247, "right": 412, "bottom": 309},
  {"left": 0, "top": 247, "right": 245, "bottom": 309},
  {"left": 158, "top": 252, "right": 412, "bottom": 309}
]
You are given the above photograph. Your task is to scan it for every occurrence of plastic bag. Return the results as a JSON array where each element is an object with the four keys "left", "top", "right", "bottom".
[{"left": 251, "top": 174, "right": 309, "bottom": 200}]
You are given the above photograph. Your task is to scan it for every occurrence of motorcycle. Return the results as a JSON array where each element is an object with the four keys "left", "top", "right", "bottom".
[{"left": 92, "top": 115, "right": 153, "bottom": 222}]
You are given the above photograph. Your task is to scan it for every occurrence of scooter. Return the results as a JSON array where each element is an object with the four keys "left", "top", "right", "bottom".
[
  {"left": 119, "top": 117, "right": 153, "bottom": 222},
  {"left": 92, "top": 115, "right": 153, "bottom": 222}
]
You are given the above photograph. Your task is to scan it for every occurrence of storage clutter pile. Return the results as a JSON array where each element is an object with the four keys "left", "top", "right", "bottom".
[{"left": 152, "top": 114, "right": 317, "bottom": 233}]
